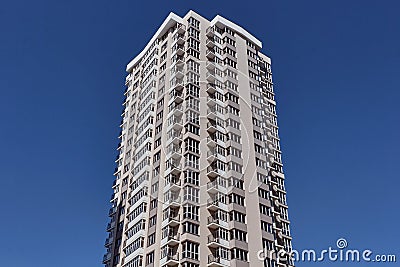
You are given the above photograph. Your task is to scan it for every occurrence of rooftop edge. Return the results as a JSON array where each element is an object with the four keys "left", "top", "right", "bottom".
[{"left": 126, "top": 11, "right": 263, "bottom": 72}]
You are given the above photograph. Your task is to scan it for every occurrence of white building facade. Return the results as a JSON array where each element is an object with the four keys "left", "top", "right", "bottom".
[{"left": 103, "top": 11, "right": 293, "bottom": 267}]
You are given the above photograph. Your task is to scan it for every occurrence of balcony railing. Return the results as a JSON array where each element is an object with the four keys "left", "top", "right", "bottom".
[
  {"left": 207, "top": 197, "right": 226, "bottom": 208},
  {"left": 206, "top": 38, "right": 215, "bottom": 48},
  {"left": 163, "top": 213, "right": 180, "bottom": 223},
  {"left": 108, "top": 207, "right": 117, "bottom": 216},
  {"left": 207, "top": 234, "right": 228, "bottom": 244},
  {"left": 163, "top": 232, "right": 181, "bottom": 242},
  {"left": 168, "top": 103, "right": 183, "bottom": 113},
  {"left": 172, "top": 33, "right": 185, "bottom": 43},
  {"left": 166, "top": 145, "right": 182, "bottom": 155},
  {"left": 206, "top": 26, "right": 215, "bottom": 37},
  {"left": 207, "top": 179, "right": 227, "bottom": 190},
  {"left": 164, "top": 253, "right": 179, "bottom": 262},
  {"left": 104, "top": 236, "right": 114, "bottom": 246},
  {"left": 206, "top": 49, "right": 216, "bottom": 59},
  {"left": 208, "top": 254, "right": 222, "bottom": 264},
  {"left": 102, "top": 252, "right": 111, "bottom": 263},
  {"left": 106, "top": 221, "right": 115, "bottom": 231},
  {"left": 164, "top": 193, "right": 181, "bottom": 205},
  {"left": 175, "top": 23, "right": 186, "bottom": 34}
]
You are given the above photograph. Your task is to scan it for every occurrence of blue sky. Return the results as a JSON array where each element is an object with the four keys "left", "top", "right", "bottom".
[{"left": 0, "top": 0, "right": 399, "bottom": 266}]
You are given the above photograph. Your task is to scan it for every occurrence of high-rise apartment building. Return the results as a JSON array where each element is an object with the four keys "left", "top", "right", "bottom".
[{"left": 103, "top": 10, "right": 293, "bottom": 267}]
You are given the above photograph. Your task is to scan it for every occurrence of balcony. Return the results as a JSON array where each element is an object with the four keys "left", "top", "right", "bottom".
[
  {"left": 169, "top": 90, "right": 184, "bottom": 104},
  {"left": 207, "top": 111, "right": 217, "bottom": 121},
  {"left": 168, "top": 130, "right": 182, "bottom": 145},
  {"left": 111, "top": 179, "right": 119, "bottom": 189},
  {"left": 207, "top": 197, "right": 227, "bottom": 211},
  {"left": 206, "top": 61, "right": 216, "bottom": 71},
  {"left": 207, "top": 96, "right": 216, "bottom": 107},
  {"left": 207, "top": 136, "right": 217, "bottom": 148},
  {"left": 166, "top": 145, "right": 182, "bottom": 160},
  {"left": 108, "top": 207, "right": 117, "bottom": 216},
  {"left": 207, "top": 216, "right": 220, "bottom": 229},
  {"left": 207, "top": 216, "right": 229, "bottom": 230},
  {"left": 206, "top": 26, "right": 215, "bottom": 37},
  {"left": 163, "top": 214, "right": 180, "bottom": 227},
  {"left": 172, "top": 104, "right": 184, "bottom": 117},
  {"left": 168, "top": 162, "right": 182, "bottom": 176},
  {"left": 171, "top": 117, "right": 183, "bottom": 131},
  {"left": 207, "top": 150, "right": 219, "bottom": 163},
  {"left": 207, "top": 121, "right": 217, "bottom": 133},
  {"left": 104, "top": 236, "right": 114, "bottom": 246},
  {"left": 171, "top": 67, "right": 184, "bottom": 79},
  {"left": 207, "top": 179, "right": 227, "bottom": 194},
  {"left": 162, "top": 232, "right": 181, "bottom": 246},
  {"left": 207, "top": 255, "right": 225, "bottom": 267},
  {"left": 206, "top": 49, "right": 215, "bottom": 60},
  {"left": 206, "top": 38, "right": 215, "bottom": 48},
  {"left": 161, "top": 253, "right": 179, "bottom": 266},
  {"left": 176, "top": 23, "right": 186, "bottom": 34},
  {"left": 207, "top": 235, "right": 229, "bottom": 248},
  {"left": 172, "top": 33, "right": 185, "bottom": 45},
  {"left": 207, "top": 84, "right": 216, "bottom": 94},
  {"left": 206, "top": 166, "right": 219, "bottom": 178},
  {"left": 102, "top": 252, "right": 112, "bottom": 263},
  {"left": 206, "top": 72, "right": 216, "bottom": 83},
  {"left": 106, "top": 221, "right": 115, "bottom": 231},
  {"left": 164, "top": 195, "right": 181, "bottom": 207},
  {"left": 164, "top": 175, "right": 181, "bottom": 192},
  {"left": 172, "top": 44, "right": 185, "bottom": 57}
]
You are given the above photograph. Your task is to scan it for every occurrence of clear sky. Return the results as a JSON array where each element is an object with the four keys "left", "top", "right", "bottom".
[{"left": 0, "top": 0, "right": 399, "bottom": 266}]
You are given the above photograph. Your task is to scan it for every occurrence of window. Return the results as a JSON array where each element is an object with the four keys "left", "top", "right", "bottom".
[
  {"left": 124, "top": 255, "right": 142, "bottom": 267},
  {"left": 229, "top": 193, "right": 245, "bottom": 206},
  {"left": 258, "top": 188, "right": 269, "bottom": 199},
  {"left": 230, "top": 210, "right": 246, "bottom": 223},
  {"left": 228, "top": 161, "right": 243, "bottom": 173},
  {"left": 261, "top": 221, "right": 273, "bottom": 233},
  {"left": 153, "top": 151, "right": 161, "bottom": 162},
  {"left": 186, "top": 97, "right": 200, "bottom": 111},
  {"left": 185, "top": 138, "right": 200, "bottom": 154},
  {"left": 231, "top": 178, "right": 244, "bottom": 189},
  {"left": 224, "top": 36, "right": 236, "bottom": 46},
  {"left": 226, "top": 118, "right": 240, "bottom": 130},
  {"left": 125, "top": 237, "right": 144, "bottom": 256},
  {"left": 227, "top": 132, "right": 241, "bottom": 143},
  {"left": 186, "top": 83, "right": 199, "bottom": 97},
  {"left": 182, "top": 221, "right": 199, "bottom": 235},
  {"left": 185, "top": 110, "right": 199, "bottom": 125},
  {"left": 147, "top": 233, "right": 155, "bottom": 246},
  {"left": 160, "top": 52, "right": 167, "bottom": 62},
  {"left": 184, "top": 170, "right": 199, "bottom": 186},
  {"left": 187, "top": 59, "right": 200, "bottom": 73},
  {"left": 183, "top": 204, "right": 199, "bottom": 221},
  {"left": 188, "top": 27, "right": 199, "bottom": 40},
  {"left": 227, "top": 146, "right": 242, "bottom": 158},
  {"left": 254, "top": 130, "right": 263, "bottom": 141},
  {"left": 182, "top": 241, "right": 199, "bottom": 260},
  {"left": 188, "top": 17, "right": 200, "bottom": 29},
  {"left": 150, "top": 199, "right": 158, "bottom": 210},
  {"left": 185, "top": 123, "right": 200, "bottom": 136},
  {"left": 183, "top": 186, "right": 199, "bottom": 203},
  {"left": 231, "top": 248, "right": 248, "bottom": 261},
  {"left": 230, "top": 229, "right": 247, "bottom": 242},
  {"left": 149, "top": 215, "right": 157, "bottom": 227},
  {"left": 146, "top": 251, "right": 154, "bottom": 265}
]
